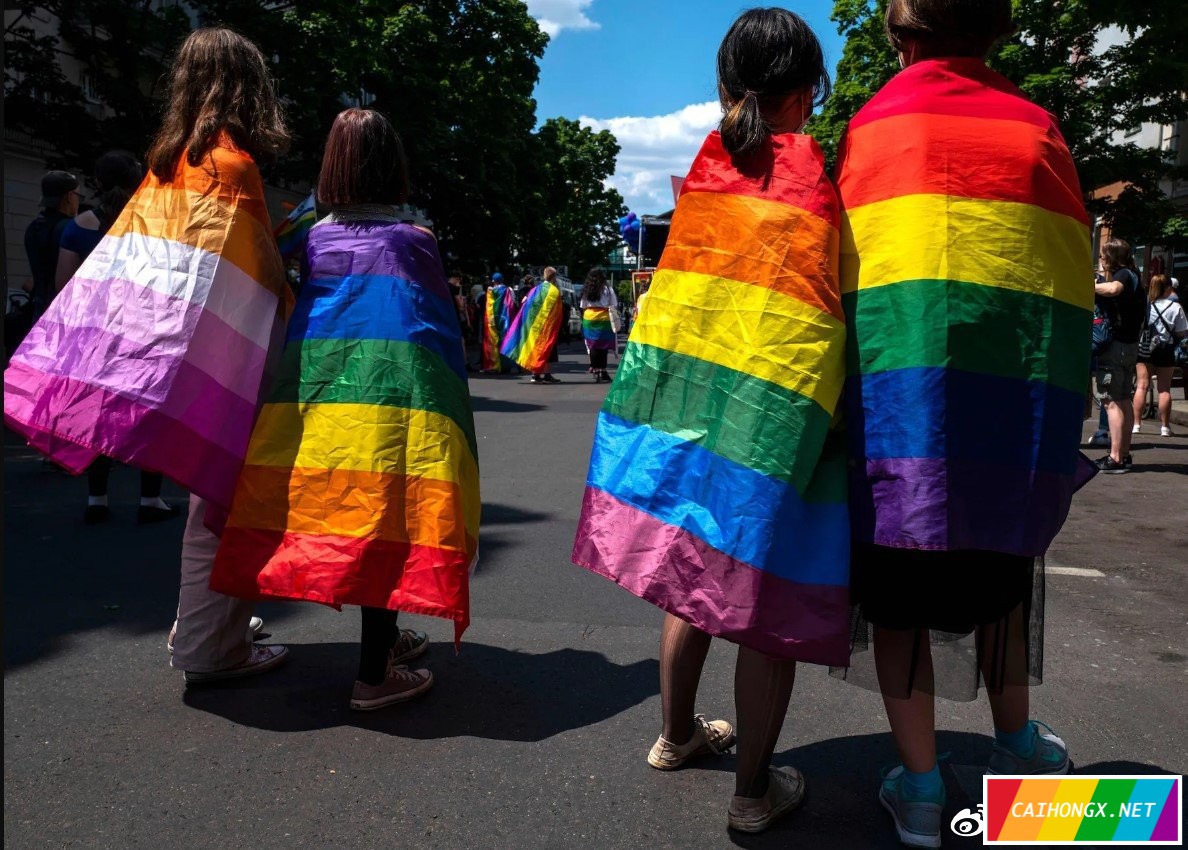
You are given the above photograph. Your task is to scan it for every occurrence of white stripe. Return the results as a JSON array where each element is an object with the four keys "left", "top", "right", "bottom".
[
  {"left": 1046, "top": 566, "right": 1105, "bottom": 577},
  {"left": 62, "top": 232, "right": 279, "bottom": 349}
]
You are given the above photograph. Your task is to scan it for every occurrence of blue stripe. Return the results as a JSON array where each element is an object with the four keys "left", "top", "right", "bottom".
[
  {"left": 846, "top": 366, "right": 1085, "bottom": 475},
  {"left": 587, "top": 411, "right": 848, "bottom": 586},
  {"left": 1112, "top": 779, "right": 1177, "bottom": 842},
  {"left": 286, "top": 274, "right": 466, "bottom": 380}
]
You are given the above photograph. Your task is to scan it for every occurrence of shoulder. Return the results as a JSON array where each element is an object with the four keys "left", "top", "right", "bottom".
[{"left": 204, "top": 142, "right": 262, "bottom": 187}]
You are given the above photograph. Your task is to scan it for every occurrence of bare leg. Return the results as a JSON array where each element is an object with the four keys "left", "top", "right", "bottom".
[
  {"left": 733, "top": 646, "right": 797, "bottom": 798},
  {"left": 1132, "top": 362, "right": 1150, "bottom": 426},
  {"left": 873, "top": 626, "right": 937, "bottom": 773},
  {"left": 980, "top": 610, "right": 1030, "bottom": 735},
  {"left": 1155, "top": 367, "right": 1174, "bottom": 428},
  {"left": 1105, "top": 400, "right": 1134, "bottom": 462},
  {"left": 659, "top": 614, "right": 712, "bottom": 744}
]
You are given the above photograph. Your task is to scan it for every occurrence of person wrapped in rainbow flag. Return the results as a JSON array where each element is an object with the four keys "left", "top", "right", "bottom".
[
  {"left": 501, "top": 266, "right": 563, "bottom": 384},
  {"left": 481, "top": 273, "right": 515, "bottom": 373}
]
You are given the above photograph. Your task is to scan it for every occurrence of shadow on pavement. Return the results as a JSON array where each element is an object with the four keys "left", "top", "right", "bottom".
[
  {"left": 183, "top": 641, "right": 659, "bottom": 741},
  {"left": 469, "top": 395, "right": 545, "bottom": 413}
]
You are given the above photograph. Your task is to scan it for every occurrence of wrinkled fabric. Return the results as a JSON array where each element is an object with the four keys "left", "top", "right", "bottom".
[
  {"left": 4, "top": 140, "right": 290, "bottom": 516},
  {"left": 481, "top": 284, "right": 515, "bottom": 371},
  {"left": 572, "top": 131, "right": 851, "bottom": 665},
  {"left": 837, "top": 58, "right": 1096, "bottom": 556},
  {"left": 501, "top": 281, "right": 561, "bottom": 372},
  {"left": 210, "top": 220, "right": 479, "bottom": 645},
  {"left": 582, "top": 308, "right": 616, "bottom": 350}
]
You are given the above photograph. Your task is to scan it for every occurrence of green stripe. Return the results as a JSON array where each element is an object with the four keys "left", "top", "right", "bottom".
[
  {"left": 269, "top": 337, "right": 477, "bottom": 456},
  {"left": 844, "top": 280, "right": 1091, "bottom": 393},
  {"left": 604, "top": 342, "right": 836, "bottom": 498},
  {"left": 1074, "top": 779, "right": 1136, "bottom": 842}
]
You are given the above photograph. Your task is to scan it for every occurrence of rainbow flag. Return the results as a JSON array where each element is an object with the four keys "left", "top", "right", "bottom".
[
  {"left": 581, "top": 308, "right": 615, "bottom": 350},
  {"left": 210, "top": 218, "right": 479, "bottom": 643},
  {"left": 572, "top": 132, "right": 851, "bottom": 665},
  {"left": 837, "top": 58, "right": 1095, "bottom": 556},
  {"left": 985, "top": 776, "right": 1181, "bottom": 844},
  {"left": 501, "top": 281, "right": 561, "bottom": 372},
  {"left": 4, "top": 140, "right": 291, "bottom": 516},
  {"left": 274, "top": 192, "right": 316, "bottom": 261},
  {"left": 481, "top": 284, "right": 514, "bottom": 371}
]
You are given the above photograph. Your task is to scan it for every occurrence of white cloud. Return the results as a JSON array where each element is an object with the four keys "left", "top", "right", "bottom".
[
  {"left": 525, "top": 0, "right": 599, "bottom": 38},
  {"left": 581, "top": 101, "right": 721, "bottom": 213}
]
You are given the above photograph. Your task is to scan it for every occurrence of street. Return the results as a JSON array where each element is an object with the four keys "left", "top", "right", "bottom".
[{"left": 4, "top": 343, "right": 1186, "bottom": 849}]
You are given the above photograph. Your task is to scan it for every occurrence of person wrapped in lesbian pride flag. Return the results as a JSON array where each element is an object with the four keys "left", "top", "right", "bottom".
[
  {"left": 4, "top": 136, "right": 291, "bottom": 519},
  {"left": 211, "top": 212, "right": 480, "bottom": 646},
  {"left": 572, "top": 129, "right": 850, "bottom": 665},
  {"left": 481, "top": 282, "right": 515, "bottom": 372},
  {"left": 500, "top": 276, "right": 561, "bottom": 374}
]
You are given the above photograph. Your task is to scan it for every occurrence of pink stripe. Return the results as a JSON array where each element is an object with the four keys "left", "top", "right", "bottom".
[
  {"left": 19, "top": 284, "right": 267, "bottom": 402},
  {"left": 5, "top": 368, "right": 246, "bottom": 510},
  {"left": 573, "top": 487, "right": 851, "bottom": 665},
  {"left": 6, "top": 351, "right": 254, "bottom": 457}
]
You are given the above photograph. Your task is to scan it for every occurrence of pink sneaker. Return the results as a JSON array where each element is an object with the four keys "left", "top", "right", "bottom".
[{"left": 350, "top": 664, "right": 434, "bottom": 711}]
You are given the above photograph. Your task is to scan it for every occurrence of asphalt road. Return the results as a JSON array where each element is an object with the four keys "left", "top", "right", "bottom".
[{"left": 5, "top": 343, "right": 1186, "bottom": 849}]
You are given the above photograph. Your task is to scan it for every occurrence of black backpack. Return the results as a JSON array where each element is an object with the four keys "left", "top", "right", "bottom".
[{"left": 1137, "top": 300, "right": 1174, "bottom": 359}]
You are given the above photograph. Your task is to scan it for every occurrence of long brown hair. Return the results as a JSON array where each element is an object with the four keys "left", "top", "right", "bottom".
[
  {"left": 1101, "top": 238, "right": 1135, "bottom": 275},
  {"left": 1148, "top": 274, "right": 1172, "bottom": 303},
  {"left": 146, "top": 27, "right": 289, "bottom": 181},
  {"left": 316, "top": 109, "right": 410, "bottom": 207}
]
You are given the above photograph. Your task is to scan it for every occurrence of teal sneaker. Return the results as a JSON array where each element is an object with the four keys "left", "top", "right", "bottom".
[
  {"left": 987, "top": 720, "right": 1070, "bottom": 775},
  {"left": 879, "top": 766, "right": 944, "bottom": 848}
]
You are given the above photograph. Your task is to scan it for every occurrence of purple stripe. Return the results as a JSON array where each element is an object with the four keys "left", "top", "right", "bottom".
[
  {"left": 6, "top": 351, "right": 255, "bottom": 458},
  {"left": 572, "top": 487, "right": 851, "bottom": 666},
  {"left": 20, "top": 283, "right": 267, "bottom": 401},
  {"left": 5, "top": 367, "right": 246, "bottom": 510},
  {"left": 852, "top": 454, "right": 1097, "bottom": 556},
  {"left": 1151, "top": 782, "right": 1180, "bottom": 842}
]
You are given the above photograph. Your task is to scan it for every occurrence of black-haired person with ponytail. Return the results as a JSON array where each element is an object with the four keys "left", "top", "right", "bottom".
[
  {"left": 55, "top": 151, "right": 181, "bottom": 525},
  {"left": 572, "top": 8, "right": 847, "bottom": 834}
]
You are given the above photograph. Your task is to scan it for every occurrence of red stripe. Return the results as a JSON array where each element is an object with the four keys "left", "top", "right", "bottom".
[
  {"left": 5, "top": 364, "right": 246, "bottom": 510},
  {"left": 837, "top": 111, "right": 1088, "bottom": 224},
  {"left": 211, "top": 527, "right": 470, "bottom": 644},
  {"left": 572, "top": 487, "right": 850, "bottom": 665},
  {"left": 985, "top": 777, "right": 1025, "bottom": 841},
  {"left": 681, "top": 132, "right": 840, "bottom": 227},
  {"left": 848, "top": 58, "right": 1058, "bottom": 132}
]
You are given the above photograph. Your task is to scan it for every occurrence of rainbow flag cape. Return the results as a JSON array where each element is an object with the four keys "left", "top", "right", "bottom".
[
  {"left": 275, "top": 192, "right": 316, "bottom": 261},
  {"left": 481, "top": 284, "right": 514, "bottom": 371},
  {"left": 837, "top": 58, "right": 1095, "bottom": 556},
  {"left": 210, "top": 218, "right": 479, "bottom": 643},
  {"left": 572, "top": 132, "right": 851, "bottom": 665},
  {"left": 581, "top": 307, "right": 616, "bottom": 350},
  {"left": 500, "top": 281, "right": 561, "bottom": 372},
  {"left": 4, "top": 140, "right": 290, "bottom": 516}
]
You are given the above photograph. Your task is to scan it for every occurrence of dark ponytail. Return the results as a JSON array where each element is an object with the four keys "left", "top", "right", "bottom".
[{"left": 716, "top": 7, "right": 831, "bottom": 159}]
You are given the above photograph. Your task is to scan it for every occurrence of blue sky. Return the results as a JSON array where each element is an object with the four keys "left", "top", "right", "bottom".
[{"left": 524, "top": 0, "right": 843, "bottom": 212}]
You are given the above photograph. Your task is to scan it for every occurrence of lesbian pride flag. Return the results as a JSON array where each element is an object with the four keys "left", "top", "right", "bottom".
[
  {"left": 573, "top": 132, "right": 850, "bottom": 665},
  {"left": 501, "top": 281, "right": 561, "bottom": 372},
  {"left": 837, "top": 58, "right": 1095, "bottom": 556},
  {"left": 984, "top": 776, "right": 1181, "bottom": 844},
  {"left": 4, "top": 141, "right": 290, "bottom": 515},
  {"left": 211, "top": 219, "right": 478, "bottom": 642}
]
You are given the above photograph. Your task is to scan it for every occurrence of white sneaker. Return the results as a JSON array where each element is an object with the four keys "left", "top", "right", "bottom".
[
  {"left": 1132, "top": 423, "right": 1142, "bottom": 434},
  {"left": 1161, "top": 426, "right": 1174, "bottom": 437}
]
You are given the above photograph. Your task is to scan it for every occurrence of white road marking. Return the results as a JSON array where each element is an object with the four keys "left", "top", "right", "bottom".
[{"left": 1047, "top": 566, "right": 1105, "bottom": 577}]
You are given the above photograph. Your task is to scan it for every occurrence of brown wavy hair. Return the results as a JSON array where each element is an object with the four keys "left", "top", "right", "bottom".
[{"left": 146, "top": 27, "right": 289, "bottom": 181}]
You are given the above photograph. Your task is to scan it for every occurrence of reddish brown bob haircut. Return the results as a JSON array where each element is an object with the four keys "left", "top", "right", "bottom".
[
  {"left": 316, "top": 108, "right": 410, "bottom": 207},
  {"left": 885, "top": 0, "right": 1015, "bottom": 59}
]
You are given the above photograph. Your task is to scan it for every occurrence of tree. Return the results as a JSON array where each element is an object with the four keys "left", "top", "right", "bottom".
[
  {"left": 520, "top": 117, "right": 626, "bottom": 274},
  {"left": 808, "top": 0, "right": 1188, "bottom": 249}
]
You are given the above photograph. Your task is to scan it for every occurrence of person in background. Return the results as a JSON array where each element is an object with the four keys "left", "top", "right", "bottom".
[
  {"left": 448, "top": 270, "right": 473, "bottom": 369},
  {"left": 24, "top": 170, "right": 80, "bottom": 316},
  {"left": 54, "top": 151, "right": 181, "bottom": 525},
  {"left": 1132, "top": 274, "right": 1187, "bottom": 437},
  {"left": 1094, "top": 238, "right": 1145, "bottom": 472},
  {"left": 502, "top": 265, "right": 563, "bottom": 384},
  {"left": 579, "top": 267, "right": 617, "bottom": 382}
]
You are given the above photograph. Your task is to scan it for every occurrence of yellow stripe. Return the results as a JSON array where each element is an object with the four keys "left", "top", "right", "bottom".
[
  {"left": 246, "top": 402, "right": 479, "bottom": 490},
  {"left": 840, "top": 194, "right": 1093, "bottom": 308},
  {"left": 1036, "top": 779, "right": 1098, "bottom": 842},
  {"left": 631, "top": 268, "right": 845, "bottom": 412}
]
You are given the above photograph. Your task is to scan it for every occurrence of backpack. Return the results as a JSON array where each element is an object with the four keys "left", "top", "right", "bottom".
[
  {"left": 1137, "top": 301, "right": 1173, "bottom": 359},
  {"left": 1092, "top": 302, "right": 1113, "bottom": 355}
]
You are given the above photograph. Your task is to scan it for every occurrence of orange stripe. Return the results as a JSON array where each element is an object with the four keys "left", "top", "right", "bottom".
[
  {"left": 997, "top": 776, "right": 1063, "bottom": 843},
  {"left": 227, "top": 465, "right": 476, "bottom": 552},
  {"left": 659, "top": 191, "right": 842, "bottom": 321},
  {"left": 838, "top": 112, "right": 1087, "bottom": 224}
]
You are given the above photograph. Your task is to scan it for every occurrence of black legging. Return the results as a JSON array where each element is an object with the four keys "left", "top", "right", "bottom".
[
  {"left": 589, "top": 348, "right": 609, "bottom": 369},
  {"left": 87, "top": 456, "right": 163, "bottom": 498},
  {"left": 358, "top": 606, "right": 401, "bottom": 685}
]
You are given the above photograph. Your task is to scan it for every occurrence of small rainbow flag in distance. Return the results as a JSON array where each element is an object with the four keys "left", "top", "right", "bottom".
[
  {"left": 275, "top": 192, "right": 316, "bottom": 260},
  {"left": 985, "top": 776, "right": 1181, "bottom": 844}
]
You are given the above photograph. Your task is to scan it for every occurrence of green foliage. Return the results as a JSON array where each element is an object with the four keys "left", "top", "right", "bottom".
[
  {"left": 810, "top": 0, "right": 1188, "bottom": 249},
  {"left": 519, "top": 117, "right": 626, "bottom": 275}
]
